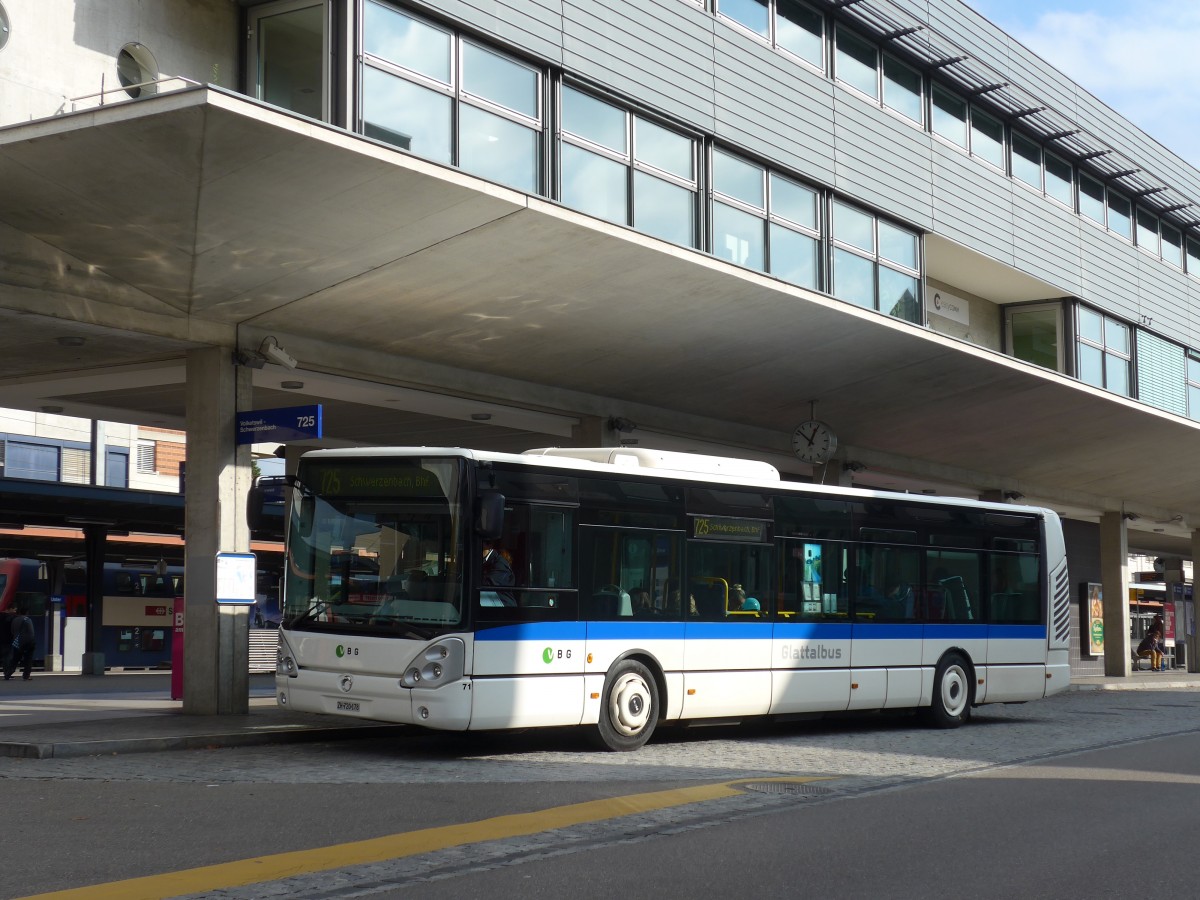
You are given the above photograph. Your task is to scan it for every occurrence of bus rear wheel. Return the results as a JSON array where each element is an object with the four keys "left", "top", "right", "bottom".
[
  {"left": 922, "top": 654, "right": 972, "bottom": 728},
  {"left": 593, "top": 660, "right": 659, "bottom": 751}
]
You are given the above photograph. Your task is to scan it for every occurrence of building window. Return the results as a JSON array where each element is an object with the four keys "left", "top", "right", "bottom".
[
  {"left": 1136, "top": 330, "right": 1186, "bottom": 415},
  {"left": 249, "top": 1, "right": 329, "bottom": 122},
  {"left": 834, "top": 26, "right": 878, "bottom": 99},
  {"left": 1006, "top": 303, "right": 1064, "bottom": 373},
  {"left": 1107, "top": 191, "right": 1132, "bottom": 240},
  {"left": 5, "top": 441, "right": 59, "bottom": 481},
  {"left": 710, "top": 150, "right": 820, "bottom": 290},
  {"left": 969, "top": 107, "right": 1004, "bottom": 170},
  {"left": 1136, "top": 208, "right": 1160, "bottom": 256},
  {"left": 560, "top": 86, "right": 698, "bottom": 247},
  {"left": 831, "top": 201, "right": 920, "bottom": 323},
  {"left": 1188, "top": 354, "right": 1200, "bottom": 421},
  {"left": 717, "top": 0, "right": 769, "bottom": 38},
  {"left": 1011, "top": 132, "right": 1042, "bottom": 190},
  {"left": 931, "top": 84, "right": 967, "bottom": 148},
  {"left": 1077, "top": 306, "right": 1131, "bottom": 396},
  {"left": 776, "top": 0, "right": 823, "bottom": 69},
  {"left": 882, "top": 55, "right": 922, "bottom": 124},
  {"left": 1079, "top": 173, "right": 1106, "bottom": 225},
  {"left": 1044, "top": 152, "right": 1074, "bottom": 208},
  {"left": 361, "top": 1, "right": 543, "bottom": 194},
  {"left": 1162, "top": 224, "right": 1183, "bottom": 268},
  {"left": 1186, "top": 236, "right": 1200, "bottom": 275},
  {"left": 137, "top": 440, "right": 157, "bottom": 474}
]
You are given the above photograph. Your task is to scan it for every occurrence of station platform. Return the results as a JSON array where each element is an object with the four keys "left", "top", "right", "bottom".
[
  {"left": 0, "top": 669, "right": 1197, "bottom": 759},
  {"left": 0, "top": 672, "right": 407, "bottom": 759}
]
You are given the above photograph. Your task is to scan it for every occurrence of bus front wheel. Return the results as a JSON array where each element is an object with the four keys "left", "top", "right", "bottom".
[
  {"left": 593, "top": 660, "right": 659, "bottom": 751},
  {"left": 922, "top": 654, "right": 972, "bottom": 728}
]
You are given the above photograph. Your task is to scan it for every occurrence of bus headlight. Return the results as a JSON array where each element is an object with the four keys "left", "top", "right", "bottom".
[
  {"left": 277, "top": 647, "right": 297, "bottom": 677},
  {"left": 399, "top": 639, "right": 465, "bottom": 689}
]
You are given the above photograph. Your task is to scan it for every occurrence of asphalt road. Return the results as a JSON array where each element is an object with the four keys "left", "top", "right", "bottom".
[{"left": 8, "top": 687, "right": 1200, "bottom": 899}]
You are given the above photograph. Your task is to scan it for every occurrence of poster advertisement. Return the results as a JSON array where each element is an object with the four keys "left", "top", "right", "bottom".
[
  {"left": 1085, "top": 583, "right": 1104, "bottom": 656},
  {"left": 1164, "top": 600, "right": 1177, "bottom": 645}
]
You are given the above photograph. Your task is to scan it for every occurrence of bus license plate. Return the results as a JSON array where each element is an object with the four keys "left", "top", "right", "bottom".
[{"left": 336, "top": 700, "right": 360, "bottom": 712}]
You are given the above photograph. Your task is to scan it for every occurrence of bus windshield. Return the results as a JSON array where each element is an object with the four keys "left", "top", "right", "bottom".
[{"left": 283, "top": 457, "right": 467, "bottom": 636}]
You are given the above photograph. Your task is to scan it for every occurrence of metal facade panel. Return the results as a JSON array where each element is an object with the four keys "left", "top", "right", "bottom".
[
  {"left": 1078, "top": 226, "right": 1141, "bottom": 322},
  {"left": 415, "top": 0, "right": 566, "bottom": 64},
  {"left": 1136, "top": 253, "right": 1190, "bottom": 342},
  {"left": 1010, "top": 187, "right": 1083, "bottom": 294},
  {"left": 563, "top": 0, "right": 717, "bottom": 131},
  {"left": 929, "top": 143, "right": 1014, "bottom": 263},
  {"left": 831, "top": 94, "right": 933, "bottom": 229},
  {"left": 713, "top": 31, "right": 835, "bottom": 185}
]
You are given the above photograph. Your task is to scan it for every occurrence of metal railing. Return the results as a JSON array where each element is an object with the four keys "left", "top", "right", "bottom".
[{"left": 66, "top": 74, "right": 202, "bottom": 113}]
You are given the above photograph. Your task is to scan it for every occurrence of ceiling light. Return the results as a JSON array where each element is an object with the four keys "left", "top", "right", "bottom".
[
  {"left": 281, "top": 381, "right": 304, "bottom": 390},
  {"left": 56, "top": 336, "right": 85, "bottom": 348},
  {"left": 471, "top": 413, "right": 492, "bottom": 421},
  {"left": 39, "top": 405, "right": 64, "bottom": 414}
]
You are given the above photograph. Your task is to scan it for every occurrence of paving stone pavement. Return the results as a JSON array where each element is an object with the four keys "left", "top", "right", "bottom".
[{"left": 3, "top": 688, "right": 1198, "bottom": 789}]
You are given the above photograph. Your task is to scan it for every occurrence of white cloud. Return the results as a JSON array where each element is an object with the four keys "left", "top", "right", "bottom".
[{"left": 1003, "top": 5, "right": 1200, "bottom": 166}]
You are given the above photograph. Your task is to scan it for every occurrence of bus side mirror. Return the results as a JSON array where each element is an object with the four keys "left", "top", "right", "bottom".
[
  {"left": 476, "top": 491, "right": 505, "bottom": 541},
  {"left": 297, "top": 495, "right": 315, "bottom": 539}
]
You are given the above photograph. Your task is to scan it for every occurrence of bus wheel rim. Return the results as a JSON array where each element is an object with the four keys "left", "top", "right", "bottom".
[
  {"left": 941, "top": 664, "right": 968, "bottom": 718},
  {"left": 610, "top": 672, "right": 651, "bottom": 736}
]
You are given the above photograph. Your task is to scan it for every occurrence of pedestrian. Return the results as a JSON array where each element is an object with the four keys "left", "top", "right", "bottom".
[
  {"left": 0, "top": 604, "right": 13, "bottom": 677},
  {"left": 1136, "top": 626, "right": 1165, "bottom": 672},
  {"left": 5, "top": 604, "right": 36, "bottom": 681}
]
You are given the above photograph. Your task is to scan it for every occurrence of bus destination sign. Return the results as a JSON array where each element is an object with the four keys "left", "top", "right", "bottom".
[{"left": 237, "top": 405, "right": 322, "bottom": 445}]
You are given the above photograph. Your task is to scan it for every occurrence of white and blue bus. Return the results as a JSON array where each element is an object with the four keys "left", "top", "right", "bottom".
[{"left": 272, "top": 447, "right": 1071, "bottom": 750}]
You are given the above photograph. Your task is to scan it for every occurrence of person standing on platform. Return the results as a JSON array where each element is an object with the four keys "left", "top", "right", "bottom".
[
  {"left": 5, "top": 604, "right": 35, "bottom": 681},
  {"left": 0, "top": 604, "right": 13, "bottom": 677}
]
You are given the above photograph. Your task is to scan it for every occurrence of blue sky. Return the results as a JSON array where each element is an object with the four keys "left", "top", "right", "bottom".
[{"left": 963, "top": 1, "right": 1200, "bottom": 167}]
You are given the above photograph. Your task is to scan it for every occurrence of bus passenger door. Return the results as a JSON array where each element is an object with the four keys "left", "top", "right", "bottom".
[
  {"left": 851, "top": 543, "right": 922, "bottom": 709},
  {"left": 579, "top": 527, "right": 685, "bottom": 721},
  {"left": 771, "top": 539, "right": 851, "bottom": 714},
  {"left": 682, "top": 531, "right": 773, "bottom": 719}
]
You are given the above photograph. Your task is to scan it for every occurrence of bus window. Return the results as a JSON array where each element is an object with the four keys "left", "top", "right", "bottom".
[
  {"left": 853, "top": 544, "right": 920, "bottom": 621},
  {"left": 779, "top": 539, "right": 847, "bottom": 620},
  {"left": 924, "top": 549, "right": 981, "bottom": 622},
  {"left": 989, "top": 551, "right": 1041, "bottom": 623},
  {"left": 686, "top": 539, "right": 772, "bottom": 620},
  {"left": 578, "top": 526, "right": 681, "bottom": 620}
]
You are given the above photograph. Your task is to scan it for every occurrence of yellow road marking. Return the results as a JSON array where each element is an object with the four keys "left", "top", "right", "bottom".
[{"left": 21, "top": 777, "right": 826, "bottom": 900}]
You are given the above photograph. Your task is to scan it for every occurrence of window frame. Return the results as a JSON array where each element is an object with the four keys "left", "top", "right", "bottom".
[
  {"left": 1076, "top": 305, "right": 1133, "bottom": 397},
  {"left": 560, "top": 83, "right": 700, "bottom": 248}
]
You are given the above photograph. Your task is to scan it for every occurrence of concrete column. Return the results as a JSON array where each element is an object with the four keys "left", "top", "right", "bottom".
[
  {"left": 1099, "top": 511, "right": 1131, "bottom": 677},
  {"left": 572, "top": 416, "right": 622, "bottom": 447},
  {"left": 1191, "top": 532, "right": 1200, "bottom": 673},
  {"left": 80, "top": 524, "right": 107, "bottom": 675},
  {"left": 183, "top": 346, "right": 252, "bottom": 715},
  {"left": 813, "top": 461, "right": 854, "bottom": 486}
]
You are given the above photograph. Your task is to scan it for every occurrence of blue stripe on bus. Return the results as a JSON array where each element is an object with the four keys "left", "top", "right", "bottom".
[
  {"left": 586, "top": 621, "right": 687, "bottom": 641},
  {"left": 475, "top": 622, "right": 588, "bottom": 642},
  {"left": 474, "top": 620, "right": 1047, "bottom": 642}
]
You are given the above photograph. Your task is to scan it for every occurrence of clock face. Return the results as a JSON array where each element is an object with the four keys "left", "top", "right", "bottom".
[{"left": 792, "top": 420, "right": 838, "bottom": 464}]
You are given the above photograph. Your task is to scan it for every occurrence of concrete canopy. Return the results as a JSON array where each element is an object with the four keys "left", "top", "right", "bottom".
[{"left": 1, "top": 87, "right": 1198, "bottom": 554}]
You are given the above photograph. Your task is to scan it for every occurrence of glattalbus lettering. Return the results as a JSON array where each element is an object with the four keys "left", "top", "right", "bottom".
[{"left": 780, "top": 644, "right": 843, "bottom": 660}]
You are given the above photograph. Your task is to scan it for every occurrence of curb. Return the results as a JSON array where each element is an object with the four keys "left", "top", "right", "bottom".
[{"left": 0, "top": 723, "right": 411, "bottom": 759}]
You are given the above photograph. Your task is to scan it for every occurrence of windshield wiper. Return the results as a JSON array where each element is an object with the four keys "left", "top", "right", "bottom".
[
  {"left": 289, "top": 597, "right": 334, "bottom": 625},
  {"left": 367, "top": 615, "right": 434, "bottom": 641}
]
